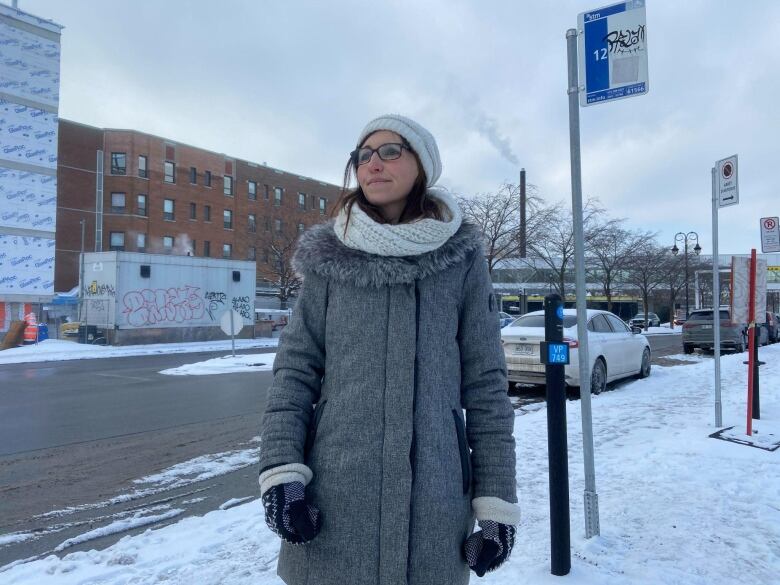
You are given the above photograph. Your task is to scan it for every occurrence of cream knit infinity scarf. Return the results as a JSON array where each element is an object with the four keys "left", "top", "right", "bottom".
[{"left": 334, "top": 188, "right": 463, "bottom": 257}]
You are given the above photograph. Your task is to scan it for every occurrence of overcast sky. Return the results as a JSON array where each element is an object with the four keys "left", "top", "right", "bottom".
[{"left": 16, "top": 0, "right": 780, "bottom": 254}]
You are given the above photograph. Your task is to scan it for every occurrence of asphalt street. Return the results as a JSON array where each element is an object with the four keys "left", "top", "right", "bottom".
[{"left": 0, "top": 333, "right": 681, "bottom": 567}]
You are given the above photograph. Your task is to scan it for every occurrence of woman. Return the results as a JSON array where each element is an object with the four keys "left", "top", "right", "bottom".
[{"left": 258, "top": 114, "right": 520, "bottom": 585}]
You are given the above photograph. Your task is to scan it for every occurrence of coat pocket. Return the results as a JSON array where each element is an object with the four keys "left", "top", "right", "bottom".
[
  {"left": 451, "top": 409, "right": 471, "bottom": 495},
  {"left": 304, "top": 399, "right": 327, "bottom": 457}
]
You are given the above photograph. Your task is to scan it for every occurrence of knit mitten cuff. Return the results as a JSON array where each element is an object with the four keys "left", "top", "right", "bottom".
[
  {"left": 472, "top": 496, "right": 521, "bottom": 526},
  {"left": 259, "top": 463, "right": 313, "bottom": 496}
]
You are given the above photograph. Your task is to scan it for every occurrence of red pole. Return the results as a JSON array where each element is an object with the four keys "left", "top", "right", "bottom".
[{"left": 746, "top": 249, "right": 757, "bottom": 436}]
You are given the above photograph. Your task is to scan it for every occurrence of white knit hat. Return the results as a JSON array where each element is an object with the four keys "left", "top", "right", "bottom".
[{"left": 357, "top": 114, "right": 442, "bottom": 187}]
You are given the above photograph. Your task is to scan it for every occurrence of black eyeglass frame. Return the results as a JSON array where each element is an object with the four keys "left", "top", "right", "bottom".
[{"left": 350, "top": 142, "right": 411, "bottom": 166}]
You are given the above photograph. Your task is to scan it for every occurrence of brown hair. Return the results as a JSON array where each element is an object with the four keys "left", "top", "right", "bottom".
[{"left": 332, "top": 132, "right": 445, "bottom": 233}]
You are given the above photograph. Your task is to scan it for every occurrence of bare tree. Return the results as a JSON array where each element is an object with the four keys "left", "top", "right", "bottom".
[
  {"left": 250, "top": 225, "right": 303, "bottom": 308},
  {"left": 587, "top": 224, "right": 651, "bottom": 313},
  {"left": 457, "top": 182, "right": 554, "bottom": 274},
  {"left": 526, "top": 198, "right": 605, "bottom": 296},
  {"left": 624, "top": 242, "right": 669, "bottom": 330}
]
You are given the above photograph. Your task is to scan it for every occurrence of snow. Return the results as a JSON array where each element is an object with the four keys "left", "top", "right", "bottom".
[
  {"left": 0, "top": 338, "right": 278, "bottom": 365},
  {"left": 2, "top": 345, "right": 779, "bottom": 584},
  {"left": 159, "top": 353, "right": 276, "bottom": 376},
  {"left": 641, "top": 326, "right": 680, "bottom": 335}
]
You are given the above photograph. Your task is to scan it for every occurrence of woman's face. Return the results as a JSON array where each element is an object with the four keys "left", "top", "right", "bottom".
[{"left": 356, "top": 130, "right": 420, "bottom": 224}]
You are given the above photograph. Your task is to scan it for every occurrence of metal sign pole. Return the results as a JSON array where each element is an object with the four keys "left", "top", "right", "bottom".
[
  {"left": 229, "top": 310, "right": 236, "bottom": 357},
  {"left": 566, "top": 27, "right": 600, "bottom": 538},
  {"left": 712, "top": 167, "right": 722, "bottom": 427}
]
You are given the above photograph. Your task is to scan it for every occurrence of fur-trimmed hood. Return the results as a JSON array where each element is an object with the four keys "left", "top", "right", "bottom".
[{"left": 292, "top": 220, "right": 485, "bottom": 288}]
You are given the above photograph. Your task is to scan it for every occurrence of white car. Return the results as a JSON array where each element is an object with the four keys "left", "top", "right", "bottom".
[{"left": 501, "top": 309, "right": 651, "bottom": 394}]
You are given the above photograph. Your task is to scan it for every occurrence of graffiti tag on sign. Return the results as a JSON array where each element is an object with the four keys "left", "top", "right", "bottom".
[
  {"left": 122, "top": 285, "right": 205, "bottom": 327},
  {"left": 84, "top": 281, "right": 116, "bottom": 297},
  {"left": 231, "top": 296, "right": 252, "bottom": 320}
]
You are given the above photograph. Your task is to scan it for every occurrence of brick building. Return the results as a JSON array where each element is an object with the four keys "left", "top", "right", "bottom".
[{"left": 55, "top": 119, "right": 342, "bottom": 295}]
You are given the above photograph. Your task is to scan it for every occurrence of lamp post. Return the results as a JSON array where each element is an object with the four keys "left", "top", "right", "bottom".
[{"left": 671, "top": 232, "right": 701, "bottom": 319}]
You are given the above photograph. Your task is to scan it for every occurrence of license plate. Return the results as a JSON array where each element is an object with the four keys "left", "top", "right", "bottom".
[
  {"left": 514, "top": 343, "right": 534, "bottom": 355},
  {"left": 702, "top": 325, "right": 712, "bottom": 329}
]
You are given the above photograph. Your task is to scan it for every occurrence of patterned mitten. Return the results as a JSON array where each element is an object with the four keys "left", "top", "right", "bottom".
[
  {"left": 262, "top": 481, "right": 321, "bottom": 545},
  {"left": 464, "top": 520, "right": 516, "bottom": 577}
]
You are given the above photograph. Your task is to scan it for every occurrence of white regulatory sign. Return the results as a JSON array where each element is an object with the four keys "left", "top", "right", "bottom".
[
  {"left": 716, "top": 155, "right": 738, "bottom": 208},
  {"left": 760, "top": 217, "right": 780, "bottom": 253},
  {"left": 219, "top": 309, "right": 244, "bottom": 336}
]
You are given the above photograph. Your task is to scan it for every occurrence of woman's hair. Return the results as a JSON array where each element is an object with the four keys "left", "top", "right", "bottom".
[{"left": 332, "top": 132, "right": 446, "bottom": 230}]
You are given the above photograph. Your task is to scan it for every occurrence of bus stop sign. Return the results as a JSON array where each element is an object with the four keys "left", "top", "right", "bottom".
[{"left": 578, "top": 0, "right": 649, "bottom": 106}]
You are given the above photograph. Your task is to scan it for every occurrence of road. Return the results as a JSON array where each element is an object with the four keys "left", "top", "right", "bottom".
[
  {"left": 0, "top": 349, "right": 275, "bottom": 567},
  {"left": 0, "top": 333, "right": 682, "bottom": 567}
]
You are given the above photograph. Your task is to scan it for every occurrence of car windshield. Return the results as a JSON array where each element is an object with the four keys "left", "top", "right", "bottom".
[{"left": 511, "top": 314, "right": 578, "bottom": 328}]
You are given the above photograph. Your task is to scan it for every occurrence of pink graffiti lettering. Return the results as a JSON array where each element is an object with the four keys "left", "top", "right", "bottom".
[{"left": 122, "top": 285, "right": 206, "bottom": 327}]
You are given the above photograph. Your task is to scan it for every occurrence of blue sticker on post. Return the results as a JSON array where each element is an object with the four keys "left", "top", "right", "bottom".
[
  {"left": 556, "top": 306, "right": 564, "bottom": 320},
  {"left": 541, "top": 341, "right": 570, "bottom": 365}
]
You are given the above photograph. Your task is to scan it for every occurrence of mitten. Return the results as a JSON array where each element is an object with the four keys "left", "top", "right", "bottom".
[
  {"left": 262, "top": 481, "right": 321, "bottom": 545},
  {"left": 464, "top": 520, "right": 516, "bottom": 577}
]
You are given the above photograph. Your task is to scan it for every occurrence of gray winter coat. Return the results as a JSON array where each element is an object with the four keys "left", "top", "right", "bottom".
[{"left": 258, "top": 220, "right": 517, "bottom": 585}]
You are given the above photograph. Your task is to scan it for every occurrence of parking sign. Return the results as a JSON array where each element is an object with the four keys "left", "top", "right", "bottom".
[{"left": 578, "top": 0, "right": 649, "bottom": 107}]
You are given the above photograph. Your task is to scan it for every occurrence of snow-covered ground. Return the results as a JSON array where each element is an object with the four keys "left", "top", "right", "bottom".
[
  {"left": 160, "top": 353, "right": 276, "bottom": 376},
  {"left": 0, "top": 338, "right": 279, "bottom": 365},
  {"left": 2, "top": 345, "right": 778, "bottom": 584}
]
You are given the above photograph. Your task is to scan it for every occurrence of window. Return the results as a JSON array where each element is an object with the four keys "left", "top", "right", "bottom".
[
  {"left": 189, "top": 202, "right": 197, "bottom": 220},
  {"left": 190, "top": 167, "right": 197, "bottom": 184},
  {"left": 203, "top": 240, "right": 211, "bottom": 257},
  {"left": 205, "top": 170, "right": 212, "bottom": 187},
  {"left": 190, "top": 240, "right": 196, "bottom": 256},
  {"left": 203, "top": 204, "right": 211, "bottom": 222},
  {"left": 164, "top": 161, "right": 175, "bottom": 183},
  {"left": 137, "top": 233, "right": 146, "bottom": 252},
  {"left": 605, "top": 314, "right": 631, "bottom": 333},
  {"left": 274, "top": 187, "right": 283, "bottom": 206},
  {"left": 298, "top": 222, "right": 305, "bottom": 233},
  {"left": 274, "top": 218, "right": 282, "bottom": 233},
  {"left": 248, "top": 181, "right": 257, "bottom": 200},
  {"left": 265, "top": 216, "right": 270, "bottom": 231},
  {"left": 136, "top": 194, "right": 147, "bottom": 216},
  {"left": 247, "top": 246, "right": 256, "bottom": 261},
  {"left": 248, "top": 213, "right": 256, "bottom": 233},
  {"left": 222, "top": 243, "right": 232, "bottom": 258},
  {"left": 111, "top": 152, "right": 126, "bottom": 175},
  {"left": 264, "top": 184, "right": 270, "bottom": 200},
  {"left": 224, "top": 175, "right": 233, "bottom": 196},
  {"left": 110, "top": 192, "right": 126, "bottom": 213},
  {"left": 163, "top": 199, "right": 175, "bottom": 221},
  {"left": 223, "top": 209, "right": 233, "bottom": 229},
  {"left": 109, "top": 231, "right": 125, "bottom": 251},
  {"left": 263, "top": 249, "right": 269, "bottom": 263},
  {"left": 163, "top": 236, "right": 174, "bottom": 252},
  {"left": 138, "top": 155, "right": 148, "bottom": 178},
  {"left": 298, "top": 192, "right": 306, "bottom": 210},
  {"left": 588, "top": 314, "right": 612, "bottom": 333},
  {"left": 319, "top": 197, "right": 327, "bottom": 215}
]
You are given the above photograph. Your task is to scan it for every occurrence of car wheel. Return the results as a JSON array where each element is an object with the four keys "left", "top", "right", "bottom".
[
  {"left": 683, "top": 344, "right": 694, "bottom": 355},
  {"left": 590, "top": 358, "right": 607, "bottom": 395},
  {"left": 636, "top": 348, "right": 651, "bottom": 379}
]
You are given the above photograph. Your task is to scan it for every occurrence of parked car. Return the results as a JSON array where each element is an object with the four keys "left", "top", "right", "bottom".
[
  {"left": 682, "top": 307, "right": 746, "bottom": 353},
  {"left": 501, "top": 309, "right": 651, "bottom": 394},
  {"left": 498, "top": 311, "right": 515, "bottom": 328},
  {"left": 629, "top": 312, "right": 660, "bottom": 328},
  {"left": 763, "top": 312, "right": 778, "bottom": 344}
]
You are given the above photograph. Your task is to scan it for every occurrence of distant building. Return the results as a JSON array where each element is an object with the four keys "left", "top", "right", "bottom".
[
  {"left": 55, "top": 119, "right": 343, "bottom": 295},
  {"left": 0, "top": 4, "right": 63, "bottom": 331}
]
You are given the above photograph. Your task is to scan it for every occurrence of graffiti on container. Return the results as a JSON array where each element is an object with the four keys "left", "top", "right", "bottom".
[
  {"left": 84, "top": 281, "right": 116, "bottom": 297},
  {"left": 231, "top": 295, "right": 252, "bottom": 320},
  {"left": 204, "top": 291, "right": 226, "bottom": 321},
  {"left": 122, "top": 285, "right": 205, "bottom": 327}
]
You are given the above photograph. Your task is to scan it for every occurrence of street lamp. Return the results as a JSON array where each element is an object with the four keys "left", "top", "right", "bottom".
[{"left": 672, "top": 231, "right": 701, "bottom": 319}]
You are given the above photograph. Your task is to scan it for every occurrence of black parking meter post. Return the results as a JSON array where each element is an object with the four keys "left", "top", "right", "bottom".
[
  {"left": 753, "top": 327, "right": 760, "bottom": 419},
  {"left": 543, "top": 293, "right": 571, "bottom": 576}
]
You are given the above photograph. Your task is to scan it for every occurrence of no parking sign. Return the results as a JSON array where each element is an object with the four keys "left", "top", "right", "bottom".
[{"left": 760, "top": 217, "right": 780, "bottom": 253}]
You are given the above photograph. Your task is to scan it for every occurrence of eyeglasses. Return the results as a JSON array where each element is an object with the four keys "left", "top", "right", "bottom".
[{"left": 350, "top": 143, "right": 410, "bottom": 166}]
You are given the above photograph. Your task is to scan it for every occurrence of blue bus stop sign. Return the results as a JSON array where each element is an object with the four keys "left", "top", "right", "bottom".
[{"left": 577, "top": 0, "right": 649, "bottom": 107}]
